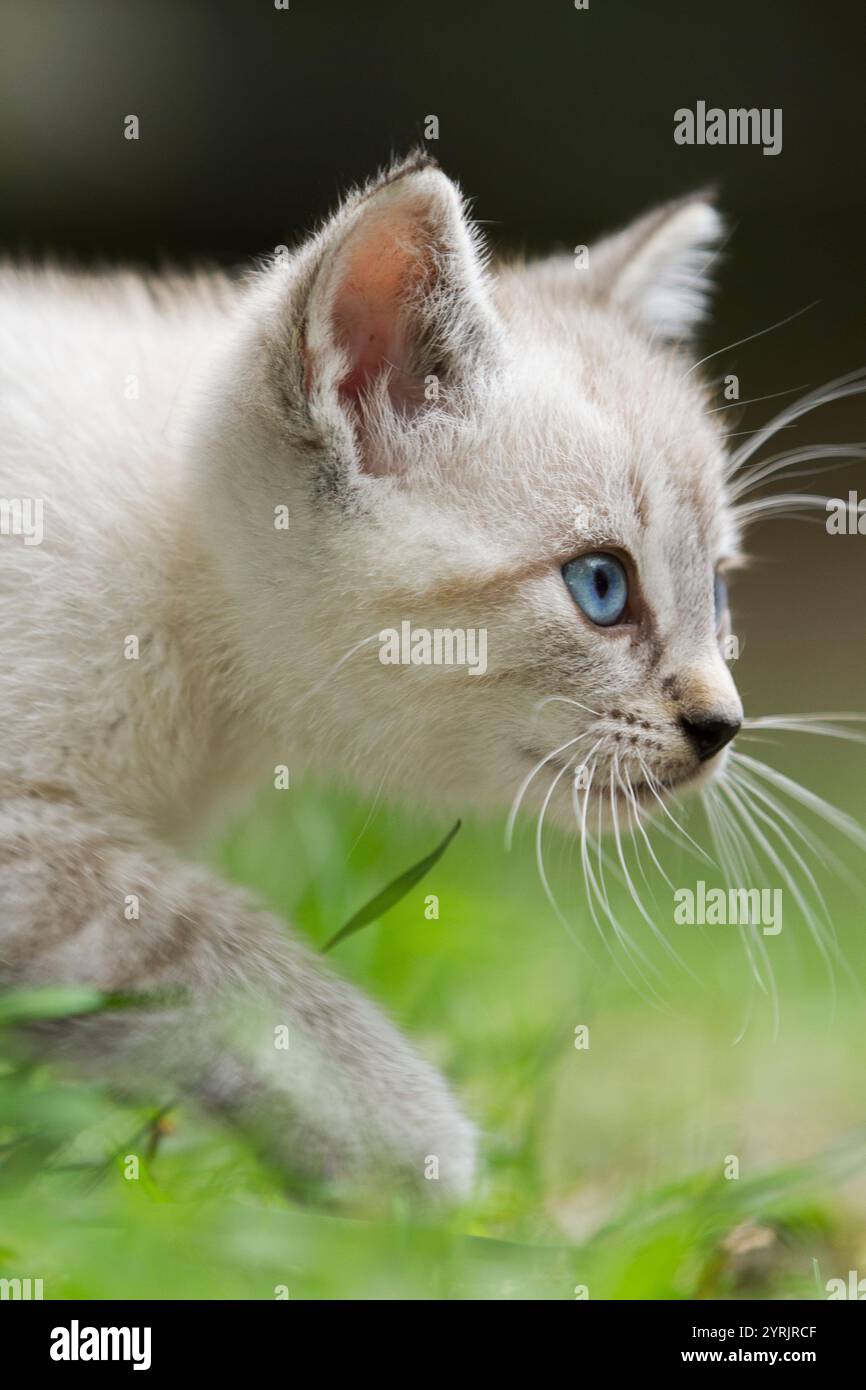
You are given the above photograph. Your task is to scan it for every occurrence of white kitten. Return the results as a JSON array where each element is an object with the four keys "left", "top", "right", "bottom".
[{"left": 0, "top": 154, "right": 743, "bottom": 1198}]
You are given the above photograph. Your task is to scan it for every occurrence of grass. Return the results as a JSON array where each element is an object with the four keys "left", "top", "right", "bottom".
[{"left": 2, "top": 743, "right": 866, "bottom": 1300}]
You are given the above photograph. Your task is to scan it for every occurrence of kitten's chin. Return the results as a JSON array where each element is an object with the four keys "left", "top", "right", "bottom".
[{"left": 674, "top": 745, "right": 733, "bottom": 796}]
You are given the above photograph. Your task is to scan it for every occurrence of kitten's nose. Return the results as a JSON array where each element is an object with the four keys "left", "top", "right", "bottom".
[{"left": 680, "top": 714, "right": 741, "bottom": 762}]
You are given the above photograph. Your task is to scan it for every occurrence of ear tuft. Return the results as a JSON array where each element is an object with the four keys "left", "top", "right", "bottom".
[
  {"left": 370, "top": 146, "right": 442, "bottom": 186},
  {"left": 592, "top": 194, "right": 724, "bottom": 342}
]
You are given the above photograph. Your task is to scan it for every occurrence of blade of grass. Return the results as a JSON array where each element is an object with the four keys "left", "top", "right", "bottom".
[
  {"left": 0, "top": 985, "right": 188, "bottom": 1027},
  {"left": 322, "top": 820, "right": 462, "bottom": 953},
  {"left": 0, "top": 986, "right": 106, "bottom": 1025}
]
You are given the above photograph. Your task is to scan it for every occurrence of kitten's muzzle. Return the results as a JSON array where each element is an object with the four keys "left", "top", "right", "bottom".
[{"left": 680, "top": 713, "right": 741, "bottom": 762}]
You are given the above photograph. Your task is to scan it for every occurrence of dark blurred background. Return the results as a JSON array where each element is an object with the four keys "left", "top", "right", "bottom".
[{"left": 0, "top": 0, "right": 863, "bottom": 716}]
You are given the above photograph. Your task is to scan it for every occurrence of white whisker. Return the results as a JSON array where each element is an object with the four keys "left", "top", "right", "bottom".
[
  {"left": 534, "top": 694, "right": 602, "bottom": 719},
  {"left": 732, "top": 492, "right": 833, "bottom": 525},
  {"left": 636, "top": 754, "right": 717, "bottom": 865},
  {"left": 729, "top": 762, "right": 854, "bottom": 903},
  {"left": 592, "top": 781, "right": 669, "bottom": 1003},
  {"left": 505, "top": 731, "right": 589, "bottom": 850},
  {"left": 728, "top": 368, "right": 866, "bottom": 472},
  {"left": 704, "top": 786, "right": 779, "bottom": 1032},
  {"left": 704, "top": 383, "right": 810, "bottom": 415},
  {"left": 293, "top": 630, "right": 384, "bottom": 709},
  {"left": 718, "top": 776, "right": 837, "bottom": 1002},
  {"left": 684, "top": 300, "right": 819, "bottom": 379},
  {"left": 731, "top": 751, "right": 866, "bottom": 854},
  {"left": 741, "top": 715, "right": 866, "bottom": 747},
  {"left": 534, "top": 748, "right": 588, "bottom": 953},
  {"left": 622, "top": 764, "right": 671, "bottom": 891},
  {"left": 610, "top": 756, "right": 696, "bottom": 978},
  {"left": 730, "top": 442, "right": 866, "bottom": 500}
]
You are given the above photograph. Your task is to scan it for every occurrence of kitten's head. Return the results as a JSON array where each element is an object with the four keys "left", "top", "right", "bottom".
[{"left": 200, "top": 155, "right": 743, "bottom": 828}]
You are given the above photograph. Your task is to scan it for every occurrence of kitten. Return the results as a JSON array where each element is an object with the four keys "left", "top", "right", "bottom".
[{"left": 0, "top": 152, "right": 745, "bottom": 1198}]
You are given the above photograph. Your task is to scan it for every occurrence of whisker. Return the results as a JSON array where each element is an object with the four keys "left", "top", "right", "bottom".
[
  {"left": 711, "top": 781, "right": 762, "bottom": 879},
  {"left": 731, "top": 492, "right": 831, "bottom": 526},
  {"left": 534, "top": 694, "right": 602, "bottom": 719},
  {"left": 728, "top": 367, "right": 866, "bottom": 472},
  {"left": 535, "top": 749, "right": 589, "bottom": 954},
  {"left": 622, "top": 764, "right": 671, "bottom": 891},
  {"left": 610, "top": 756, "right": 696, "bottom": 978},
  {"left": 723, "top": 424, "right": 799, "bottom": 442},
  {"left": 704, "top": 383, "right": 810, "bottom": 415},
  {"left": 293, "top": 630, "right": 384, "bottom": 708},
  {"left": 574, "top": 758, "right": 642, "bottom": 983},
  {"left": 505, "top": 731, "right": 590, "bottom": 850},
  {"left": 741, "top": 715, "right": 866, "bottom": 747},
  {"left": 684, "top": 300, "right": 819, "bottom": 379},
  {"left": 727, "top": 766, "right": 831, "bottom": 923},
  {"left": 591, "top": 784, "right": 670, "bottom": 1005},
  {"left": 727, "top": 756, "right": 865, "bottom": 999},
  {"left": 729, "top": 762, "right": 856, "bottom": 902},
  {"left": 636, "top": 754, "right": 717, "bottom": 865},
  {"left": 718, "top": 775, "right": 837, "bottom": 1001},
  {"left": 729, "top": 443, "right": 866, "bottom": 501},
  {"left": 731, "top": 751, "right": 866, "bottom": 854},
  {"left": 704, "top": 785, "right": 780, "bottom": 1032}
]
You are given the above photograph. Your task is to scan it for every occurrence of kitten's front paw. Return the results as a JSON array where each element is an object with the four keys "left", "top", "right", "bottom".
[
  {"left": 360, "top": 1062, "right": 477, "bottom": 1203},
  {"left": 347, "top": 1056, "right": 475, "bottom": 1200},
  {"left": 409, "top": 1094, "right": 478, "bottom": 1202}
]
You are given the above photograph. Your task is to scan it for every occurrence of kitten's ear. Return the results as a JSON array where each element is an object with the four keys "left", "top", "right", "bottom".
[
  {"left": 590, "top": 195, "right": 724, "bottom": 341},
  {"left": 300, "top": 155, "right": 498, "bottom": 466}
]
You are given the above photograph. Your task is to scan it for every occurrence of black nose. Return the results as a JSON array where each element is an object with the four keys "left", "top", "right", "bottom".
[{"left": 681, "top": 714, "right": 741, "bottom": 762}]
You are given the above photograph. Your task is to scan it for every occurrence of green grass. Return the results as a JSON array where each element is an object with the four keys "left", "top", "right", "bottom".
[{"left": 2, "top": 745, "right": 866, "bottom": 1299}]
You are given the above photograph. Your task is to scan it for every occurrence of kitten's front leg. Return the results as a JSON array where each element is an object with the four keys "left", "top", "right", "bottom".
[{"left": 0, "top": 794, "right": 475, "bottom": 1199}]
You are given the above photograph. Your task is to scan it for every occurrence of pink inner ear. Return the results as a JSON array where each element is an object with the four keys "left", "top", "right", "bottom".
[{"left": 331, "top": 208, "right": 429, "bottom": 415}]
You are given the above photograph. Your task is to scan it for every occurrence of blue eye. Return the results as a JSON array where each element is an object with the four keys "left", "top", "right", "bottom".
[
  {"left": 714, "top": 572, "right": 729, "bottom": 629},
  {"left": 562, "top": 552, "right": 629, "bottom": 627}
]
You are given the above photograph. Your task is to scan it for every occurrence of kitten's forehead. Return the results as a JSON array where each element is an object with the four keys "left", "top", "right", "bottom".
[{"left": 479, "top": 328, "right": 733, "bottom": 561}]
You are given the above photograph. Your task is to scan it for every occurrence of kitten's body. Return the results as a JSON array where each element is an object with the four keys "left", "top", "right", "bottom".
[
  {"left": 0, "top": 268, "right": 271, "bottom": 842},
  {"left": 0, "top": 158, "right": 743, "bottom": 1196}
]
